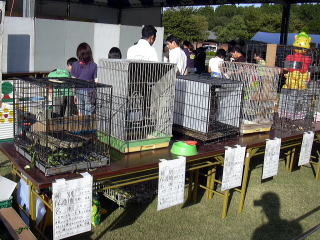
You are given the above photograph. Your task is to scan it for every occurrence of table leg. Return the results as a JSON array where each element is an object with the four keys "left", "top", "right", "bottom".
[
  {"left": 192, "top": 169, "right": 199, "bottom": 204},
  {"left": 209, "top": 169, "right": 216, "bottom": 200},
  {"left": 187, "top": 170, "right": 194, "bottom": 203},
  {"left": 206, "top": 169, "right": 212, "bottom": 199},
  {"left": 289, "top": 147, "right": 296, "bottom": 172},
  {"left": 238, "top": 148, "right": 259, "bottom": 213},
  {"left": 222, "top": 190, "right": 230, "bottom": 219},
  {"left": 29, "top": 185, "right": 37, "bottom": 223}
]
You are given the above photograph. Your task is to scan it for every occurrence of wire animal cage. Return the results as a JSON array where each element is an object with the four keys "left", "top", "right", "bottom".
[
  {"left": 13, "top": 77, "right": 112, "bottom": 176},
  {"left": 97, "top": 59, "right": 176, "bottom": 153},
  {"left": 173, "top": 75, "right": 243, "bottom": 142},
  {"left": 220, "top": 62, "right": 280, "bottom": 134},
  {"left": 94, "top": 180, "right": 158, "bottom": 207},
  {"left": 247, "top": 43, "right": 320, "bottom": 132}
]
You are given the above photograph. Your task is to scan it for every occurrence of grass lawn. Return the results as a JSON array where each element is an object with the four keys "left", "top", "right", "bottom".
[{"left": 0, "top": 149, "right": 319, "bottom": 240}]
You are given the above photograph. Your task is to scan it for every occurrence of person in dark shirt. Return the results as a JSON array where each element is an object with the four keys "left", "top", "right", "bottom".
[
  {"left": 183, "top": 40, "right": 196, "bottom": 74},
  {"left": 71, "top": 42, "right": 97, "bottom": 115},
  {"left": 194, "top": 47, "right": 206, "bottom": 73},
  {"left": 229, "top": 47, "right": 246, "bottom": 62}
]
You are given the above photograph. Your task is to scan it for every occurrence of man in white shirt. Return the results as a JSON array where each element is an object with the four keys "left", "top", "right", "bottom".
[
  {"left": 166, "top": 35, "right": 187, "bottom": 75},
  {"left": 127, "top": 25, "right": 159, "bottom": 62}
]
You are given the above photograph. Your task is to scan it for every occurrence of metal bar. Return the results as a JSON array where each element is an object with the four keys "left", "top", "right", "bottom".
[{"left": 291, "top": 224, "right": 320, "bottom": 240}]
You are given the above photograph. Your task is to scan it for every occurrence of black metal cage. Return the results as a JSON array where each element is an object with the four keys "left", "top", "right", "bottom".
[
  {"left": 173, "top": 74, "right": 243, "bottom": 142},
  {"left": 13, "top": 77, "right": 112, "bottom": 176}
]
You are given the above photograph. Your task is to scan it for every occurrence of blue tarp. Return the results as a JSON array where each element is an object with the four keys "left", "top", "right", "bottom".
[{"left": 251, "top": 32, "right": 320, "bottom": 47}]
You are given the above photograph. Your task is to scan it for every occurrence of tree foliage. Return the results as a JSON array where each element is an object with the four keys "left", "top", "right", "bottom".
[
  {"left": 163, "top": 4, "right": 320, "bottom": 43},
  {"left": 163, "top": 7, "right": 209, "bottom": 42}
]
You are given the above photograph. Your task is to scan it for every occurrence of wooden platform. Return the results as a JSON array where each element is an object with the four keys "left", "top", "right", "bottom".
[{"left": 0, "top": 207, "right": 37, "bottom": 240}]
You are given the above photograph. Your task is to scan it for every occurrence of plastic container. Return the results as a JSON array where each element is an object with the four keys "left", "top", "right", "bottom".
[
  {"left": 0, "top": 196, "right": 13, "bottom": 209},
  {"left": 171, "top": 141, "right": 198, "bottom": 156}
]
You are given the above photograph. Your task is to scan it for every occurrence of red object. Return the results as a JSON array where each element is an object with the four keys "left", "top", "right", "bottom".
[
  {"left": 3, "top": 114, "right": 8, "bottom": 118},
  {"left": 184, "top": 140, "right": 198, "bottom": 146},
  {"left": 3, "top": 95, "right": 10, "bottom": 99},
  {"left": 285, "top": 53, "right": 311, "bottom": 73}
]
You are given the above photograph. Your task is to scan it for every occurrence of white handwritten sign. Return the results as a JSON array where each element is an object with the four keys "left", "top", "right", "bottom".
[
  {"left": 157, "top": 156, "right": 186, "bottom": 211},
  {"left": 298, "top": 131, "right": 314, "bottom": 166},
  {"left": 262, "top": 138, "right": 282, "bottom": 179},
  {"left": 221, "top": 145, "right": 246, "bottom": 191},
  {"left": 53, "top": 173, "right": 92, "bottom": 240}
]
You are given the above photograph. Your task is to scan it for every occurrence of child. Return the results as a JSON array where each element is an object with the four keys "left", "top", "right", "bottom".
[
  {"left": 208, "top": 49, "right": 226, "bottom": 78},
  {"left": 254, "top": 53, "right": 266, "bottom": 66},
  {"left": 71, "top": 43, "right": 97, "bottom": 115},
  {"left": 108, "top": 47, "right": 122, "bottom": 59},
  {"left": 67, "top": 57, "right": 77, "bottom": 72}
]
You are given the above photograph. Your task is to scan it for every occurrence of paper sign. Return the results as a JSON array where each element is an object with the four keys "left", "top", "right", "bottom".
[
  {"left": 157, "top": 156, "right": 186, "bottom": 211},
  {"left": 262, "top": 138, "right": 282, "bottom": 179},
  {"left": 221, "top": 145, "right": 246, "bottom": 191},
  {"left": 0, "top": 176, "right": 17, "bottom": 201},
  {"left": 298, "top": 131, "right": 314, "bottom": 166},
  {"left": 53, "top": 173, "right": 93, "bottom": 240}
]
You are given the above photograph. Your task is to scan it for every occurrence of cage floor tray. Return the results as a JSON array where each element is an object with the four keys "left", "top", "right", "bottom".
[
  {"left": 240, "top": 123, "right": 272, "bottom": 135},
  {"left": 173, "top": 124, "right": 239, "bottom": 142},
  {"left": 97, "top": 131, "right": 170, "bottom": 153},
  {"left": 15, "top": 144, "right": 109, "bottom": 176}
]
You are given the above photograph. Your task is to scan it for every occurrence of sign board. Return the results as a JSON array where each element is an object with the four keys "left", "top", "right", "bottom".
[
  {"left": 157, "top": 156, "right": 186, "bottom": 211},
  {"left": 221, "top": 145, "right": 246, "bottom": 191},
  {"left": 0, "top": 176, "right": 16, "bottom": 201},
  {"left": 262, "top": 138, "right": 282, "bottom": 179},
  {"left": 298, "top": 131, "right": 314, "bottom": 166},
  {"left": 53, "top": 173, "right": 92, "bottom": 240}
]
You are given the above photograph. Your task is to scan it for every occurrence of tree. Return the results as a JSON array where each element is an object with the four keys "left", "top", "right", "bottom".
[
  {"left": 163, "top": 4, "right": 320, "bottom": 43},
  {"left": 163, "top": 8, "right": 209, "bottom": 42},
  {"left": 216, "top": 15, "right": 250, "bottom": 42}
]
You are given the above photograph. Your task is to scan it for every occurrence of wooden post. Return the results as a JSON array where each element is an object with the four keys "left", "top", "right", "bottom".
[{"left": 266, "top": 44, "right": 277, "bottom": 67}]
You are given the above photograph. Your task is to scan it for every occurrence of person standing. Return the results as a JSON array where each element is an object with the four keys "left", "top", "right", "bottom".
[
  {"left": 183, "top": 40, "right": 196, "bottom": 74},
  {"left": 208, "top": 49, "right": 226, "bottom": 78},
  {"left": 166, "top": 35, "right": 187, "bottom": 75},
  {"left": 229, "top": 47, "right": 246, "bottom": 62},
  {"left": 71, "top": 42, "right": 97, "bottom": 115},
  {"left": 127, "top": 25, "right": 159, "bottom": 61}
]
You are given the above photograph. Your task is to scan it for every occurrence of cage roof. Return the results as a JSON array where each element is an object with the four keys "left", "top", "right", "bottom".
[{"left": 20, "top": 77, "right": 111, "bottom": 88}]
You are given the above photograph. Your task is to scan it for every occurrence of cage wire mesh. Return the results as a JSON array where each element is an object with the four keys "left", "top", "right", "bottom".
[
  {"left": 97, "top": 59, "right": 176, "bottom": 153},
  {"left": 13, "top": 77, "right": 112, "bottom": 176},
  {"left": 173, "top": 75, "right": 243, "bottom": 142},
  {"left": 220, "top": 62, "right": 280, "bottom": 134},
  {"left": 247, "top": 43, "right": 320, "bottom": 132}
]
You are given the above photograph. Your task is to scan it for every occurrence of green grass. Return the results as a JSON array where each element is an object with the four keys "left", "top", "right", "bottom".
[{"left": 0, "top": 151, "right": 319, "bottom": 240}]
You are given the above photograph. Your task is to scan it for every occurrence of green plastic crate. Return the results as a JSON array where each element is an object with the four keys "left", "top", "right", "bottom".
[{"left": 0, "top": 196, "right": 13, "bottom": 209}]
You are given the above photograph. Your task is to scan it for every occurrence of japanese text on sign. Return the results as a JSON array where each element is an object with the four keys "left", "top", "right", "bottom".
[
  {"left": 53, "top": 173, "right": 92, "bottom": 240},
  {"left": 262, "top": 138, "right": 282, "bottom": 179},
  {"left": 158, "top": 156, "right": 186, "bottom": 211},
  {"left": 298, "top": 131, "right": 314, "bottom": 166},
  {"left": 221, "top": 145, "right": 246, "bottom": 191}
]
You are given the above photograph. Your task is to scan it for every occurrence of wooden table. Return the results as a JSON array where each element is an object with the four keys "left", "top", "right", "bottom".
[{"left": 1, "top": 126, "right": 319, "bottom": 225}]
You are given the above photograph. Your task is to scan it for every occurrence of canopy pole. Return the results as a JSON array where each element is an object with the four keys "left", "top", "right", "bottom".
[{"left": 280, "top": 2, "right": 291, "bottom": 45}]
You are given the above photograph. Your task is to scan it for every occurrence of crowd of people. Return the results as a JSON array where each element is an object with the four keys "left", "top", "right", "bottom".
[{"left": 56, "top": 24, "right": 265, "bottom": 116}]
